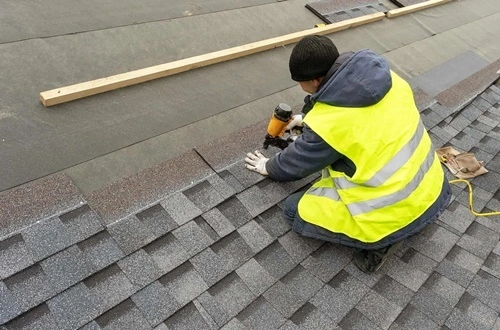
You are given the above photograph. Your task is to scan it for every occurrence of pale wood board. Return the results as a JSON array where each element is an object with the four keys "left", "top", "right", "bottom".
[
  {"left": 386, "top": 0, "right": 453, "bottom": 18},
  {"left": 40, "top": 12, "right": 385, "bottom": 106}
]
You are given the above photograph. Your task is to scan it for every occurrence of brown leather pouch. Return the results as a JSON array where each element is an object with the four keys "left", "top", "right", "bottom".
[{"left": 435, "top": 146, "right": 488, "bottom": 179}]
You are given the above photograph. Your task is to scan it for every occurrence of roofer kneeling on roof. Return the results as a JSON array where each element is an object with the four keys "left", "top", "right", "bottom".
[{"left": 244, "top": 35, "right": 452, "bottom": 273}]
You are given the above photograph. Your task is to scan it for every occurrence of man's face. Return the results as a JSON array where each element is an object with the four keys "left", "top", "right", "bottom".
[{"left": 298, "top": 78, "right": 322, "bottom": 94}]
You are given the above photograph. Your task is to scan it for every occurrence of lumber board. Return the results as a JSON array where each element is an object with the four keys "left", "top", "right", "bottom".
[
  {"left": 386, "top": 0, "right": 453, "bottom": 18},
  {"left": 40, "top": 12, "right": 385, "bottom": 106}
]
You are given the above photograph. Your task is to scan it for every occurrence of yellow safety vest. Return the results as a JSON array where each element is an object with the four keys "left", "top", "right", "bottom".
[{"left": 298, "top": 71, "right": 444, "bottom": 243}]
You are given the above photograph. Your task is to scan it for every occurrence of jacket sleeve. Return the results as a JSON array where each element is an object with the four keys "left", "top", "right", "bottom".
[{"left": 265, "top": 124, "right": 343, "bottom": 181}]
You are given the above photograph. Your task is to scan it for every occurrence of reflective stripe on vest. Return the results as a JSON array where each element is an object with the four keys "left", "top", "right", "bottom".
[{"left": 334, "top": 120, "right": 425, "bottom": 189}]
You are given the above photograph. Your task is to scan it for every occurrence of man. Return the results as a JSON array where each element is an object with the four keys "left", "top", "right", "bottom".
[{"left": 244, "top": 35, "right": 451, "bottom": 273}]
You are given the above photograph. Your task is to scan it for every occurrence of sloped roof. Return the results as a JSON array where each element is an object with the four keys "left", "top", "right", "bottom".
[{"left": 1, "top": 66, "right": 500, "bottom": 329}]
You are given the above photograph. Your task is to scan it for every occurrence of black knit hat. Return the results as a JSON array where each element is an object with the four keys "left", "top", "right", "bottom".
[{"left": 289, "top": 35, "right": 339, "bottom": 81}]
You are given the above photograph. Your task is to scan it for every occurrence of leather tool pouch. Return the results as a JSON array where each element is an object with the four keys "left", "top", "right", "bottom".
[{"left": 436, "top": 146, "right": 488, "bottom": 179}]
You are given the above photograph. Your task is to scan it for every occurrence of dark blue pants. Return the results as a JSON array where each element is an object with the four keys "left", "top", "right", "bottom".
[{"left": 283, "top": 178, "right": 452, "bottom": 250}]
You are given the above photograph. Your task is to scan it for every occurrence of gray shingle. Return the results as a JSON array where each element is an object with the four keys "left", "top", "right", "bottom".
[
  {"left": 289, "top": 302, "right": 338, "bottom": 329},
  {"left": 278, "top": 173, "right": 318, "bottom": 195},
  {"left": 235, "top": 258, "right": 276, "bottom": 296},
  {"left": 300, "top": 243, "right": 352, "bottom": 283},
  {"left": 467, "top": 270, "right": 500, "bottom": 312},
  {"left": 107, "top": 216, "right": 156, "bottom": 255},
  {"left": 131, "top": 281, "right": 180, "bottom": 326},
  {"left": 339, "top": 308, "right": 383, "bottom": 330},
  {"left": 471, "top": 170, "right": 500, "bottom": 193},
  {"left": 0, "top": 281, "right": 22, "bottom": 325},
  {"left": 454, "top": 186, "right": 493, "bottom": 216},
  {"left": 236, "top": 296, "right": 286, "bottom": 329},
  {"left": 160, "top": 193, "right": 202, "bottom": 226},
  {"left": 84, "top": 264, "right": 136, "bottom": 315},
  {"left": 237, "top": 180, "right": 288, "bottom": 217},
  {"left": 3, "top": 303, "right": 59, "bottom": 330},
  {"left": 172, "top": 220, "right": 214, "bottom": 257},
  {"left": 0, "top": 234, "right": 34, "bottom": 280},
  {"left": 450, "top": 131, "right": 480, "bottom": 151},
  {"left": 218, "top": 170, "right": 245, "bottom": 194},
  {"left": 78, "top": 231, "right": 125, "bottom": 273},
  {"left": 457, "top": 222, "right": 500, "bottom": 259},
  {"left": 226, "top": 161, "right": 265, "bottom": 189},
  {"left": 470, "top": 118, "right": 495, "bottom": 134},
  {"left": 79, "top": 321, "right": 101, "bottom": 330},
  {"left": 483, "top": 251, "right": 500, "bottom": 277},
  {"left": 219, "top": 318, "right": 247, "bottom": 330},
  {"left": 47, "top": 283, "right": 99, "bottom": 330},
  {"left": 255, "top": 206, "right": 290, "bottom": 238},
  {"left": 439, "top": 201, "right": 476, "bottom": 233},
  {"left": 216, "top": 197, "right": 253, "bottom": 228},
  {"left": 408, "top": 223, "right": 459, "bottom": 262},
  {"left": 449, "top": 115, "right": 473, "bottom": 132},
  {"left": 40, "top": 245, "right": 92, "bottom": 293},
  {"left": 210, "top": 231, "right": 254, "bottom": 274},
  {"left": 263, "top": 265, "right": 323, "bottom": 318},
  {"left": 310, "top": 270, "right": 369, "bottom": 324},
  {"left": 118, "top": 249, "right": 163, "bottom": 290},
  {"left": 473, "top": 97, "right": 495, "bottom": 111},
  {"left": 386, "top": 257, "right": 430, "bottom": 292},
  {"left": 159, "top": 261, "right": 208, "bottom": 306},
  {"left": 278, "top": 231, "right": 322, "bottom": 263},
  {"left": 254, "top": 241, "right": 297, "bottom": 280},
  {"left": 143, "top": 234, "right": 190, "bottom": 274},
  {"left": 95, "top": 299, "right": 151, "bottom": 330},
  {"left": 22, "top": 217, "right": 74, "bottom": 262},
  {"left": 202, "top": 208, "right": 235, "bottom": 238},
  {"left": 183, "top": 180, "right": 225, "bottom": 212},
  {"left": 237, "top": 220, "right": 274, "bottom": 253},
  {"left": 373, "top": 275, "right": 415, "bottom": 308},
  {"left": 164, "top": 302, "right": 210, "bottom": 330},
  {"left": 3, "top": 263, "right": 55, "bottom": 314},
  {"left": 190, "top": 248, "right": 232, "bottom": 287},
  {"left": 59, "top": 205, "right": 103, "bottom": 243},
  {"left": 410, "top": 272, "right": 465, "bottom": 325},
  {"left": 356, "top": 290, "right": 403, "bottom": 330},
  {"left": 207, "top": 173, "right": 237, "bottom": 200},
  {"left": 390, "top": 304, "right": 440, "bottom": 330},
  {"left": 461, "top": 103, "right": 485, "bottom": 122},
  {"left": 197, "top": 272, "right": 256, "bottom": 326},
  {"left": 446, "top": 291, "right": 498, "bottom": 330},
  {"left": 476, "top": 136, "right": 500, "bottom": 155},
  {"left": 135, "top": 204, "right": 178, "bottom": 238},
  {"left": 399, "top": 248, "right": 438, "bottom": 275},
  {"left": 344, "top": 261, "right": 386, "bottom": 288},
  {"left": 435, "top": 246, "right": 482, "bottom": 287}
]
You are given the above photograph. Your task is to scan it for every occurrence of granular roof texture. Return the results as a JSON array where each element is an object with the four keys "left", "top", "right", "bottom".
[{"left": 1, "top": 80, "right": 500, "bottom": 329}]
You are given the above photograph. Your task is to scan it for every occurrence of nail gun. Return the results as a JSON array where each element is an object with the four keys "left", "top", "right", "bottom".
[{"left": 263, "top": 103, "right": 301, "bottom": 149}]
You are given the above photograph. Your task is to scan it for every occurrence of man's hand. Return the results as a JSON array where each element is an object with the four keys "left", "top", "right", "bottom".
[
  {"left": 244, "top": 150, "right": 269, "bottom": 175},
  {"left": 285, "top": 114, "right": 303, "bottom": 130}
]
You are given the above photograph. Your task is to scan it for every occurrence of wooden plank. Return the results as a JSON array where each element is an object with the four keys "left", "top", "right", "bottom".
[
  {"left": 40, "top": 12, "right": 385, "bottom": 106},
  {"left": 386, "top": 0, "right": 453, "bottom": 18}
]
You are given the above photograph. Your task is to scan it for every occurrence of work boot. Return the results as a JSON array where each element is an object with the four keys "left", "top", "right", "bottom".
[{"left": 353, "top": 241, "right": 402, "bottom": 274}]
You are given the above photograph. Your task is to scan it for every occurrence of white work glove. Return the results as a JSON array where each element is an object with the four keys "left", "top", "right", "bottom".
[
  {"left": 285, "top": 114, "right": 303, "bottom": 130},
  {"left": 286, "top": 114, "right": 303, "bottom": 141},
  {"left": 244, "top": 150, "right": 269, "bottom": 175}
]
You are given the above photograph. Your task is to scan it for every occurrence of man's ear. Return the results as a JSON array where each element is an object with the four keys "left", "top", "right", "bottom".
[{"left": 312, "top": 77, "right": 324, "bottom": 88}]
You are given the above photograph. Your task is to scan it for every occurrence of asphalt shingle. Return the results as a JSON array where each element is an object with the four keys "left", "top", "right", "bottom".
[
  {"left": 202, "top": 208, "right": 236, "bottom": 238},
  {"left": 117, "top": 249, "right": 163, "bottom": 290},
  {"left": 300, "top": 243, "right": 352, "bottom": 283},
  {"left": 309, "top": 270, "right": 369, "bottom": 324},
  {"left": 236, "top": 296, "right": 286, "bottom": 329},
  {"left": 263, "top": 265, "right": 323, "bottom": 318},
  {"left": 389, "top": 304, "right": 440, "bottom": 330},
  {"left": 94, "top": 299, "right": 151, "bottom": 330},
  {"left": 467, "top": 269, "right": 500, "bottom": 312},
  {"left": 3, "top": 303, "right": 59, "bottom": 330},
  {"left": 0, "top": 234, "right": 34, "bottom": 280},
  {"left": 160, "top": 192, "right": 202, "bottom": 226},
  {"left": 143, "top": 234, "right": 190, "bottom": 275},
  {"left": 289, "top": 301, "right": 339, "bottom": 329},
  {"left": 278, "top": 231, "right": 323, "bottom": 263},
  {"left": 106, "top": 216, "right": 156, "bottom": 256},
  {"left": 0, "top": 281, "right": 22, "bottom": 325},
  {"left": 21, "top": 217, "right": 74, "bottom": 262},
  {"left": 83, "top": 264, "right": 136, "bottom": 315},
  {"left": 135, "top": 204, "right": 178, "bottom": 239},
  {"left": 163, "top": 302, "right": 210, "bottom": 330},
  {"left": 183, "top": 180, "right": 225, "bottom": 212},
  {"left": 197, "top": 272, "right": 256, "bottom": 327},
  {"left": 339, "top": 308, "right": 383, "bottom": 330},
  {"left": 373, "top": 275, "right": 415, "bottom": 308},
  {"left": 407, "top": 223, "right": 460, "bottom": 262},
  {"left": 4, "top": 264, "right": 55, "bottom": 313},
  {"left": 435, "top": 245, "right": 483, "bottom": 287},
  {"left": 356, "top": 290, "right": 403, "bottom": 330},
  {"left": 172, "top": 219, "right": 215, "bottom": 257},
  {"left": 40, "top": 245, "right": 93, "bottom": 293},
  {"left": 159, "top": 261, "right": 208, "bottom": 306},
  {"left": 58, "top": 205, "right": 103, "bottom": 243},
  {"left": 457, "top": 221, "right": 499, "bottom": 259},
  {"left": 235, "top": 258, "right": 276, "bottom": 296},
  {"left": 255, "top": 206, "right": 291, "bottom": 238},
  {"left": 216, "top": 197, "right": 253, "bottom": 229},
  {"left": 254, "top": 240, "right": 297, "bottom": 280},
  {"left": 237, "top": 179, "right": 289, "bottom": 217},
  {"left": 399, "top": 247, "right": 438, "bottom": 275},
  {"left": 237, "top": 220, "right": 274, "bottom": 254},
  {"left": 445, "top": 291, "right": 498, "bottom": 330},
  {"left": 78, "top": 231, "right": 125, "bottom": 273},
  {"left": 47, "top": 283, "right": 99, "bottom": 330},
  {"left": 131, "top": 281, "right": 180, "bottom": 326}
]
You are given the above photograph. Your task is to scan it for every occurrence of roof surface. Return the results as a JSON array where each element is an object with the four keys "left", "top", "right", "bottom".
[{"left": 1, "top": 0, "right": 500, "bottom": 329}]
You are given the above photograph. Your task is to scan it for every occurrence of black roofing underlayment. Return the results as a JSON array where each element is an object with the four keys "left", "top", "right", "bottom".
[
  {"left": 305, "top": 0, "right": 390, "bottom": 24},
  {"left": 1, "top": 74, "right": 500, "bottom": 329}
]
